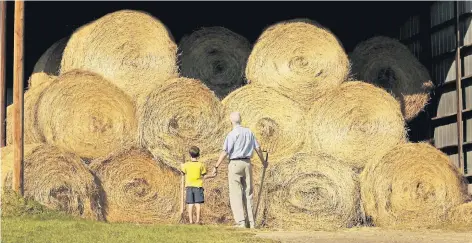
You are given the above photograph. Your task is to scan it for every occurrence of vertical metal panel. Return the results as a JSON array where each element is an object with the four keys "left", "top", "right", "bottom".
[
  {"left": 465, "top": 48, "right": 472, "bottom": 77},
  {"left": 459, "top": 1, "right": 472, "bottom": 15},
  {"left": 466, "top": 83, "right": 472, "bottom": 110},
  {"left": 431, "top": 1, "right": 455, "bottom": 27},
  {"left": 400, "top": 15, "right": 420, "bottom": 40},
  {"left": 461, "top": 16, "right": 472, "bottom": 46},
  {"left": 432, "top": 57, "right": 456, "bottom": 85},
  {"left": 407, "top": 40, "right": 421, "bottom": 59},
  {"left": 434, "top": 122, "right": 458, "bottom": 147},
  {"left": 431, "top": 25, "right": 456, "bottom": 56}
]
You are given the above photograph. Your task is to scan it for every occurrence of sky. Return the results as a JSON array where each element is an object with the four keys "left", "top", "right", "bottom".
[{"left": 2, "top": 1, "right": 428, "bottom": 88}]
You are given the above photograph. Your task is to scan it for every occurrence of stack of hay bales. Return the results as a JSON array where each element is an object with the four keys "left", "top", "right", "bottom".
[
  {"left": 4, "top": 11, "right": 470, "bottom": 230},
  {"left": 179, "top": 27, "right": 251, "bottom": 99},
  {"left": 349, "top": 36, "right": 434, "bottom": 121},
  {"left": 1, "top": 144, "right": 104, "bottom": 221},
  {"left": 60, "top": 10, "right": 178, "bottom": 104}
]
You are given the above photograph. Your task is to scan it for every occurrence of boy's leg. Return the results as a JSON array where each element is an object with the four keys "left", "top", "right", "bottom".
[
  {"left": 194, "top": 187, "right": 204, "bottom": 224},
  {"left": 195, "top": 203, "right": 201, "bottom": 223},
  {"left": 186, "top": 187, "right": 195, "bottom": 224},
  {"left": 187, "top": 204, "right": 194, "bottom": 223}
]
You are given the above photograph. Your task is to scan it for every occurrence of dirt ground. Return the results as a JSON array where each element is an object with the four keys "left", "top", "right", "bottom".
[{"left": 256, "top": 227, "right": 472, "bottom": 243}]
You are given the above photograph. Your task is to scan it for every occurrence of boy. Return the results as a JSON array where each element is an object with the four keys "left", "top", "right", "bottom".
[{"left": 181, "top": 146, "right": 215, "bottom": 224}]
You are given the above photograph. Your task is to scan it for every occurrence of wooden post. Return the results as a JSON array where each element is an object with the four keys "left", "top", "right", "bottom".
[
  {"left": 12, "top": 0, "right": 24, "bottom": 194},
  {"left": 455, "top": 1, "right": 464, "bottom": 175},
  {"left": 0, "top": 1, "right": 6, "bottom": 147}
]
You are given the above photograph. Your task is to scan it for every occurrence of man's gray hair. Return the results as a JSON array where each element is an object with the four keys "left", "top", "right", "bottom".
[{"left": 230, "top": 112, "right": 241, "bottom": 125}]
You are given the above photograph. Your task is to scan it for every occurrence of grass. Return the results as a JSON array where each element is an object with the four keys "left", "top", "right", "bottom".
[{"left": 1, "top": 191, "right": 275, "bottom": 243}]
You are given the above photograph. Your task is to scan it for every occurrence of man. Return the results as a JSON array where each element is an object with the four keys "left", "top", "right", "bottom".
[{"left": 212, "top": 112, "right": 267, "bottom": 228}]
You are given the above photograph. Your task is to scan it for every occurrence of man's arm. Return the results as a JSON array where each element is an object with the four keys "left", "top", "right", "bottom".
[
  {"left": 253, "top": 135, "right": 267, "bottom": 168},
  {"left": 212, "top": 151, "right": 228, "bottom": 176}
]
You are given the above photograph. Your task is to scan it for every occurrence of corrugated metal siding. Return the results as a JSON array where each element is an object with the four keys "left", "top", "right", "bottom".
[
  {"left": 431, "top": 25, "right": 456, "bottom": 57},
  {"left": 465, "top": 48, "right": 472, "bottom": 77},
  {"left": 431, "top": 1, "right": 455, "bottom": 27},
  {"left": 432, "top": 57, "right": 456, "bottom": 85},
  {"left": 407, "top": 40, "right": 422, "bottom": 59},
  {"left": 400, "top": 15, "right": 420, "bottom": 40},
  {"left": 461, "top": 16, "right": 472, "bottom": 46},
  {"left": 459, "top": 1, "right": 472, "bottom": 15}
]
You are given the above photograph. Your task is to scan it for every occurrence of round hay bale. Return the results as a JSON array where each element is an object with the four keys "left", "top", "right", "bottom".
[
  {"left": 198, "top": 154, "right": 264, "bottom": 225},
  {"left": 0, "top": 144, "right": 104, "bottom": 220},
  {"left": 33, "top": 37, "right": 68, "bottom": 76},
  {"left": 447, "top": 202, "right": 472, "bottom": 226},
  {"left": 306, "top": 81, "right": 406, "bottom": 169},
  {"left": 89, "top": 148, "right": 180, "bottom": 223},
  {"left": 245, "top": 19, "right": 349, "bottom": 108},
  {"left": 37, "top": 70, "right": 137, "bottom": 159},
  {"left": 360, "top": 143, "right": 469, "bottom": 228},
  {"left": 264, "top": 153, "right": 361, "bottom": 230},
  {"left": 138, "top": 77, "right": 228, "bottom": 169},
  {"left": 350, "top": 36, "right": 434, "bottom": 121},
  {"left": 60, "top": 10, "right": 178, "bottom": 102},
  {"left": 222, "top": 85, "right": 306, "bottom": 163},
  {"left": 179, "top": 27, "right": 251, "bottom": 99},
  {"left": 6, "top": 73, "right": 55, "bottom": 145}
]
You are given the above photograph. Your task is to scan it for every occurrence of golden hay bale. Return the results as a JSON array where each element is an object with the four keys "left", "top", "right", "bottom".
[
  {"left": 179, "top": 27, "right": 251, "bottom": 99},
  {"left": 360, "top": 143, "right": 469, "bottom": 228},
  {"left": 6, "top": 73, "right": 55, "bottom": 145},
  {"left": 263, "top": 153, "right": 361, "bottom": 230},
  {"left": 138, "top": 77, "right": 228, "bottom": 169},
  {"left": 1, "top": 144, "right": 104, "bottom": 220},
  {"left": 37, "top": 70, "right": 137, "bottom": 159},
  {"left": 306, "top": 81, "right": 406, "bottom": 169},
  {"left": 350, "top": 36, "right": 434, "bottom": 121},
  {"left": 33, "top": 37, "right": 68, "bottom": 76},
  {"left": 60, "top": 10, "right": 178, "bottom": 102},
  {"left": 198, "top": 154, "right": 264, "bottom": 225},
  {"left": 245, "top": 20, "right": 349, "bottom": 108},
  {"left": 222, "top": 85, "right": 306, "bottom": 163},
  {"left": 447, "top": 202, "right": 472, "bottom": 226},
  {"left": 89, "top": 148, "right": 180, "bottom": 223}
]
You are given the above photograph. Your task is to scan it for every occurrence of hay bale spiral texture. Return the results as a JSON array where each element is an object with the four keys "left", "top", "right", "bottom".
[
  {"left": 264, "top": 153, "right": 361, "bottom": 230},
  {"left": 360, "top": 143, "right": 469, "bottom": 228},
  {"left": 246, "top": 20, "right": 349, "bottom": 107},
  {"left": 306, "top": 81, "right": 406, "bottom": 169},
  {"left": 179, "top": 27, "right": 251, "bottom": 99},
  {"left": 6, "top": 73, "right": 55, "bottom": 145},
  {"left": 222, "top": 85, "right": 306, "bottom": 163},
  {"left": 138, "top": 77, "right": 228, "bottom": 169},
  {"left": 33, "top": 37, "right": 68, "bottom": 76},
  {"left": 350, "top": 36, "right": 434, "bottom": 121},
  {"left": 37, "top": 70, "right": 137, "bottom": 159},
  {"left": 1, "top": 144, "right": 104, "bottom": 220},
  {"left": 89, "top": 148, "right": 180, "bottom": 223},
  {"left": 61, "top": 10, "right": 178, "bottom": 102}
]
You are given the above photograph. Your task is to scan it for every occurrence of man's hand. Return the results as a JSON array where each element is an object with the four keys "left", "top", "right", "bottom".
[
  {"left": 255, "top": 147, "right": 267, "bottom": 168},
  {"left": 211, "top": 167, "right": 218, "bottom": 177}
]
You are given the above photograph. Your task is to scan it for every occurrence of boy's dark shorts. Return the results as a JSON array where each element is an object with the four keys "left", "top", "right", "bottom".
[{"left": 186, "top": 187, "right": 204, "bottom": 204}]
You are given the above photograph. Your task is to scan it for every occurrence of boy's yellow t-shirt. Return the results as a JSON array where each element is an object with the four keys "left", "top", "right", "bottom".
[{"left": 181, "top": 161, "right": 207, "bottom": 188}]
